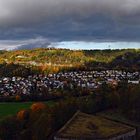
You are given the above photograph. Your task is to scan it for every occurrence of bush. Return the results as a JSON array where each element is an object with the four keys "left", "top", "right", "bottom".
[
  {"left": 30, "top": 102, "right": 47, "bottom": 112},
  {"left": 17, "top": 109, "right": 30, "bottom": 121}
]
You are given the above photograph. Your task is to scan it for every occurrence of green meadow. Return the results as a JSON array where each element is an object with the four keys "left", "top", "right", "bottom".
[{"left": 0, "top": 101, "right": 54, "bottom": 120}]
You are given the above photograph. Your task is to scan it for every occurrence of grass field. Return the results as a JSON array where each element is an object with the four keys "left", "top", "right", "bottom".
[{"left": 0, "top": 101, "right": 54, "bottom": 120}]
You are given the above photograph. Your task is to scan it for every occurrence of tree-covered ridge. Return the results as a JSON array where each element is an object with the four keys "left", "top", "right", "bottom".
[
  {"left": 0, "top": 48, "right": 139, "bottom": 63},
  {"left": 0, "top": 48, "right": 92, "bottom": 64},
  {"left": 0, "top": 48, "right": 140, "bottom": 74}
]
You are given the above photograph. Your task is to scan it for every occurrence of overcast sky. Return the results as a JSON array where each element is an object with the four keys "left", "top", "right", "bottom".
[{"left": 0, "top": 0, "right": 140, "bottom": 50}]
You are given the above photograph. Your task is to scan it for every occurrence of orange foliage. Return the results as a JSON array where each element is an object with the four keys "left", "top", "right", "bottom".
[
  {"left": 15, "top": 95, "right": 21, "bottom": 101},
  {"left": 30, "top": 102, "right": 46, "bottom": 112},
  {"left": 17, "top": 109, "right": 29, "bottom": 120}
]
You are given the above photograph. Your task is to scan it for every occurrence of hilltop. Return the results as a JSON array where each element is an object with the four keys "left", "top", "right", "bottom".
[{"left": 0, "top": 48, "right": 140, "bottom": 76}]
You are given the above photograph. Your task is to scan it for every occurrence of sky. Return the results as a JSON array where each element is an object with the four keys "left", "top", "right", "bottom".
[{"left": 0, "top": 0, "right": 140, "bottom": 50}]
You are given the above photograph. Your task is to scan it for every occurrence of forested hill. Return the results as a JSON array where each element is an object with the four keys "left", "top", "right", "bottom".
[{"left": 0, "top": 48, "right": 140, "bottom": 76}]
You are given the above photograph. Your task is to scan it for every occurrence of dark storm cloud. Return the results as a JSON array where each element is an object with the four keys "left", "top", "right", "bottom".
[
  {"left": 0, "top": 0, "right": 140, "bottom": 42},
  {"left": 0, "top": 37, "right": 51, "bottom": 50}
]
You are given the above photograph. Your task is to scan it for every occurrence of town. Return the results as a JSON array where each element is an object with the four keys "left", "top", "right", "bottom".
[{"left": 0, "top": 70, "right": 140, "bottom": 98}]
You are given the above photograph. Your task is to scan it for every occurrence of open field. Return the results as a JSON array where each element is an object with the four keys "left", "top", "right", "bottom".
[{"left": 0, "top": 101, "right": 54, "bottom": 120}]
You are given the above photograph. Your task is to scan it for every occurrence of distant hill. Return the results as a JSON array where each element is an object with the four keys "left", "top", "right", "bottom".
[
  {"left": 0, "top": 48, "right": 140, "bottom": 75},
  {"left": 110, "top": 52, "right": 140, "bottom": 70}
]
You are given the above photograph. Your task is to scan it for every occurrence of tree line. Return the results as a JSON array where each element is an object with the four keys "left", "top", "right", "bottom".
[{"left": 0, "top": 49, "right": 140, "bottom": 74}]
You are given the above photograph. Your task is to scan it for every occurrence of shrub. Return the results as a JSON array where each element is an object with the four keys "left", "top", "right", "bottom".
[
  {"left": 17, "top": 109, "right": 30, "bottom": 121},
  {"left": 15, "top": 95, "right": 21, "bottom": 102},
  {"left": 30, "top": 102, "right": 47, "bottom": 112}
]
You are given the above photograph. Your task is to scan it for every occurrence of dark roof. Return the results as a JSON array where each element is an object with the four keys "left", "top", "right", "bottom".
[{"left": 55, "top": 111, "right": 136, "bottom": 139}]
